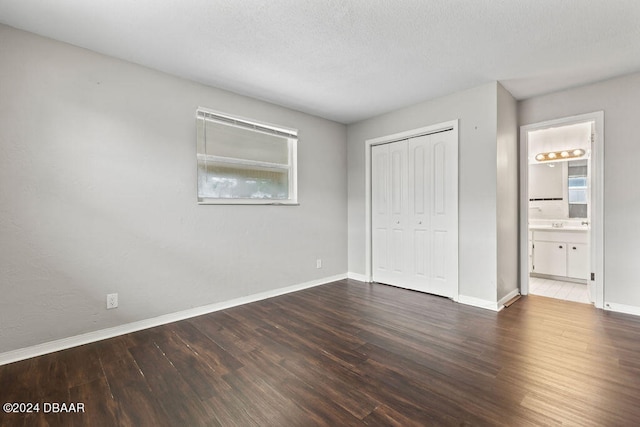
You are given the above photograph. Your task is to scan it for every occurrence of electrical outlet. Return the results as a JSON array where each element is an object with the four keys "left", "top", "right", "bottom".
[
  {"left": 106, "top": 293, "right": 118, "bottom": 309},
  {"left": 316, "top": 259, "right": 322, "bottom": 269}
]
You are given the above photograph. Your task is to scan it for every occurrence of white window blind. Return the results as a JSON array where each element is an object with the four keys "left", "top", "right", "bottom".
[{"left": 196, "top": 108, "right": 298, "bottom": 204}]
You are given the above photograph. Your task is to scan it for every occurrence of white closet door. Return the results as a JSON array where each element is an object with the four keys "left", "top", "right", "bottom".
[
  {"left": 407, "top": 135, "right": 431, "bottom": 291},
  {"left": 372, "top": 141, "right": 408, "bottom": 286},
  {"left": 424, "top": 131, "right": 457, "bottom": 298},
  {"left": 372, "top": 144, "right": 390, "bottom": 280},
  {"left": 389, "top": 140, "right": 409, "bottom": 277},
  {"left": 372, "top": 130, "right": 457, "bottom": 298}
]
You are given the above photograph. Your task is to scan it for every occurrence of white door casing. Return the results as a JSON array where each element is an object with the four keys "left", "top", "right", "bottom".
[{"left": 519, "top": 112, "right": 604, "bottom": 308}]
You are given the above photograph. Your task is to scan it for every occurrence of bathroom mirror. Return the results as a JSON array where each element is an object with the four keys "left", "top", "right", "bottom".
[
  {"left": 529, "top": 162, "right": 564, "bottom": 200},
  {"left": 528, "top": 159, "right": 588, "bottom": 219}
]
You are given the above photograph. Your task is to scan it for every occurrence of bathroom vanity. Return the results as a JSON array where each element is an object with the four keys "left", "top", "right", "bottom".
[{"left": 529, "top": 225, "right": 589, "bottom": 281}]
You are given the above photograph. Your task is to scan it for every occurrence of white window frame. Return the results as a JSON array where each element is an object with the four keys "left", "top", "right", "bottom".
[{"left": 196, "top": 108, "right": 298, "bottom": 205}]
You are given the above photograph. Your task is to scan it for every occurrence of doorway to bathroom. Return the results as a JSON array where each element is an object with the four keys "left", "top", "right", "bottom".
[{"left": 519, "top": 112, "right": 604, "bottom": 308}]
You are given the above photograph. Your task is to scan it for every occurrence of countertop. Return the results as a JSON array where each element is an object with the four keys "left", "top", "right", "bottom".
[{"left": 529, "top": 225, "right": 589, "bottom": 231}]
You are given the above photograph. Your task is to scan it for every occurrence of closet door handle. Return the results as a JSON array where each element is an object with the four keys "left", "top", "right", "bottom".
[
  {"left": 572, "top": 246, "right": 577, "bottom": 250},
  {"left": 559, "top": 245, "right": 563, "bottom": 249}
]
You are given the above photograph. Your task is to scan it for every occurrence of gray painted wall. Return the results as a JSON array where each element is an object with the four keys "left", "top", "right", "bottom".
[
  {"left": 496, "top": 84, "right": 519, "bottom": 301},
  {"left": 0, "top": 25, "right": 347, "bottom": 353},
  {"left": 347, "top": 83, "right": 500, "bottom": 301},
  {"left": 519, "top": 71, "right": 640, "bottom": 309}
]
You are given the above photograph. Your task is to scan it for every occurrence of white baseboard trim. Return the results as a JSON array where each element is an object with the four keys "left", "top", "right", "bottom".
[
  {"left": 347, "top": 272, "right": 368, "bottom": 282},
  {"left": 604, "top": 302, "right": 640, "bottom": 317},
  {"left": 0, "top": 273, "right": 347, "bottom": 366},
  {"left": 457, "top": 295, "right": 502, "bottom": 312}
]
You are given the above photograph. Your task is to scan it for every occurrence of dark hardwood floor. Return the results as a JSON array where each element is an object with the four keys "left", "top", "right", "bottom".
[{"left": 2, "top": 279, "right": 640, "bottom": 426}]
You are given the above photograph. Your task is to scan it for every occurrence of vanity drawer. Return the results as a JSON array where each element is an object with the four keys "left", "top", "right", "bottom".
[{"left": 534, "top": 230, "right": 588, "bottom": 244}]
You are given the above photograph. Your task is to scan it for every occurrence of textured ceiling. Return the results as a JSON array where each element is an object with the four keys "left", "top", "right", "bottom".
[{"left": 1, "top": 0, "right": 640, "bottom": 124}]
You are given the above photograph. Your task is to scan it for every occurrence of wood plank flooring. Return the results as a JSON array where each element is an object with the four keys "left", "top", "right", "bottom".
[{"left": 2, "top": 279, "right": 640, "bottom": 426}]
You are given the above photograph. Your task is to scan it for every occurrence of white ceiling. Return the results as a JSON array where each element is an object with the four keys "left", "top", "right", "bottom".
[{"left": 1, "top": 0, "right": 640, "bottom": 124}]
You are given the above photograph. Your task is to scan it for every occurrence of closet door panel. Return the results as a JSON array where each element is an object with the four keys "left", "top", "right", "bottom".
[
  {"left": 388, "top": 141, "right": 408, "bottom": 279},
  {"left": 373, "top": 228, "right": 388, "bottom": 272},
  {"left": 433, "top": 231, "right": 447, "bottom": 279},
  {"left": 411, "top": 143, "right": 427, "bottom": 215},
  {"left": 413, "top": 229, "right": 428, "bottom": 278},
  {"left": 390, "top": 149, "right": 404, "bottom": 215},
  {"left": 408, "top": 136, "right": 431, "bottom": 289},
  {"left": 433, "top": 141, "right": 446, "bottom": 215},
  {"left": 430, "top": 130, "right": 458, "bottom": 298},
  {"left": 372, "top": 144, "right": 392, "bottom": 282}
]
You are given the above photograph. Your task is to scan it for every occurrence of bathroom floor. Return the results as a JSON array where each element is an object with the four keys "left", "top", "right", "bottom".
[{"left": 529, "top": 276, "right": 591, "bottom": 304}]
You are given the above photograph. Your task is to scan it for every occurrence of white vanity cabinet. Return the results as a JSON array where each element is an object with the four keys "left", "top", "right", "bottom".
[
  {"left": 531, "top": 230, "right": 589, "bottom": 280},
  {"left": 567, "top": 242, "right": 589, "bottom": 279},
  {"left": 533, "top": 240, "right": 568, "bottom": 277}
]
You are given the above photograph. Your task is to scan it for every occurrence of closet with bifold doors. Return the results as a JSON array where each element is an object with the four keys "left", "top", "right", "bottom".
[{"left": 371, "top": 129, "right": 458, "bottom": 298}]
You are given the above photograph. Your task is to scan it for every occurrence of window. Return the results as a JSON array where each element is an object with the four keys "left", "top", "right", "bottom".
[
  {"left": 196, "top": 108, "right": 298, "bottom": 204},
  {"left": 568, "top": 176, "right": 587, "bottom": 203},
  {"left": 568, "top": 161, "right": 588, "bottom": 218}
]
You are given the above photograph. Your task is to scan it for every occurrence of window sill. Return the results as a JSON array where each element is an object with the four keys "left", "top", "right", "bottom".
[{"left": 197, "top": 198, "right": 299, "bottom": 205}]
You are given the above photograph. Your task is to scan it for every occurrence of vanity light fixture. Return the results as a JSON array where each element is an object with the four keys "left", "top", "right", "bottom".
[{"left": 535, "top": 148, "right": 585, "bottom": 162}]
